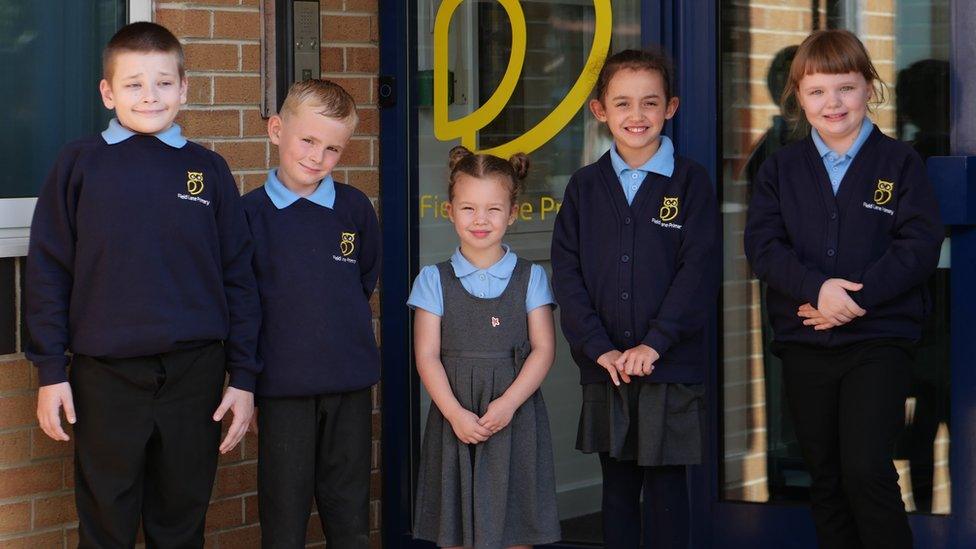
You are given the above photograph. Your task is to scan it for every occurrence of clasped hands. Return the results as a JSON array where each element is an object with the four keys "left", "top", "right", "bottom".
[
  {"left": 797, "top": 278, "right": 867, "bottom": 331},
  {"left": 447, "top": 395, "right": 518, "bottom": 445},
  {"left": 597, "top": 344, "right": 660, "bottom": 386}
]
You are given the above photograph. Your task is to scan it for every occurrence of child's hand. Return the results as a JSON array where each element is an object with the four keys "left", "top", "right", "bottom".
[
  {"left": 817, "top": 279, "right": 866, "bottom": 326},
  {"left": 478, "top": 396, "right": 517, "bottom": 434},
  {"left": 213, "top": 387, "right": 254, "bottom": 454},
  {"left": 447, "top": 408, "right": 493, "bottom": 444},
  {"left": 37, "top": 382, "right": 75, "bottom": 442},
  {"left": 797, "top": 303, "right": 836, "bottom": 331},
  {"left": 614, "top": 344, "right": 659, "bottom": 377},
  {"left": 597, "top": 350, "right": 629, "bottom": 385}
]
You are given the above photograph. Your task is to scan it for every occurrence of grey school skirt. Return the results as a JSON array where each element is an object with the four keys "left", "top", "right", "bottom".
[{"left": 576, "top": 381, "right": 705, "bottom": 466}]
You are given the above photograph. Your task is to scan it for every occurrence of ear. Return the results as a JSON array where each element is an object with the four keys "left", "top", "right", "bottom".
[
  {"left": 589, "top": 98, "right": 608, "bottom": 122},
  {"left": 508, "top": 202, "right": 519, "bottom": 226},
  {"left": 665, "top": 96, "right": 680, "bottom": 120},
  {"left": 267, "top": 115, "right": 283, "bottom": 145},
  {"left": 99, "top": 79, "right": 115, "bottom": 110},
  {"left": 445, "top": 201, "right": 455, "bottom": 223},
  {"left": 179, "top": 77, "right": 188, "bottom": 105}
]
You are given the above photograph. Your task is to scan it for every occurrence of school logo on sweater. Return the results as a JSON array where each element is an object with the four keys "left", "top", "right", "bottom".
[
  {"left": 652, "top": 197, "right": 683, "bottom": 229},
  {"left": 873, "top": 180, "right": 894, "bottom": 205},
  {"left": 491, "top": 316, "right": 500, "bottom": 327},
  {"left": 187, "top": 172, "right": 205, "bottom": 196},
  {"left": 340, "top": 232, "right": 356, "bottom": 256},
  {"left": 659, "top": 197, "right": 679, "bottom": 221},
  {"left": 863, "top": 180, "right": 895, "bottom": 216},
  {"left": 177, "top": 171, "right": 211, "bottom": 206}
]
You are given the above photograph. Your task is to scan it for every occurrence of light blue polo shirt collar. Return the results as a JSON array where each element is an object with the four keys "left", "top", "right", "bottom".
[
  {"left": 264, "top": 169, "right": 336, "bottom": 209},
  {"left": 450, "top": 244, "right": 516, "bottom": 279},
  {"left": 101, "top": 118, "right": 187, "bottom": 148},
  {"left": 609, "top": 135, "right": 675, "bottom": 178},
  {"left": 811, "top": 117, "right": 873, "bottom": 161}
]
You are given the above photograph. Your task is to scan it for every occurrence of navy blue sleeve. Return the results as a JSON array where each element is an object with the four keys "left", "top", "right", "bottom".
[
  {"left": 642, "top": 167, "right": 720, "bottom": 356},
  {"left": 212, "top": 156, "right": 262, "bottom": 392},
  {"left": 25, "top": 146, "right": 80, "bottom": 386},
  {"left": 550, "top": 174, "right": 616, "bottom": 362},
  {"left": 853, "top": 151, "right": 943, "bottom": 308},
  {"left": 357, "top": 193, "right": 381, "bottom": 299},
  {"left": 744, "top": 156, "right": 830, "bottom": 305}
]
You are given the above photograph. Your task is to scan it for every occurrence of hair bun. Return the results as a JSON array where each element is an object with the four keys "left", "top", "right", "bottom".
[
  {"left": 508, "top": 152, "right": 530, "bottom": 180},
  {"left": 448, "top": 145, "right": 474, "bottom": 171}
]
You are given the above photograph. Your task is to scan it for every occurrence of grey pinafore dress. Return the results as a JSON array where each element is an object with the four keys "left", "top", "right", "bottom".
[{"left": 413, "top": 259, "right": 561, "bottom": 549}]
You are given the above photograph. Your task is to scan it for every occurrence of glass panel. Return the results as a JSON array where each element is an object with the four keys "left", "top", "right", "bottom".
[
  {"left": 0, "top": 1, "right": 126, "bottom": 199},
  {"left": 720, "top": 0, "right": 951, "bottom": 514},
  {"left": 413, "top": 0, "right": 638, "bottom": 542}
]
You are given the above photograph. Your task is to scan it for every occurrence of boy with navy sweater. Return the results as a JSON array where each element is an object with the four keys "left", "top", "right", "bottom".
[
  {"left": 244, "top": 80, "right": 380, "bottom": 548},
  {"left": 27, "top": 23, "right": 260, "bottom": 548}
]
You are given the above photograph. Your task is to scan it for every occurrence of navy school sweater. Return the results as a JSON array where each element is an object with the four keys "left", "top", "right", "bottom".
[
  {"left": 743, "top": 126, "right": 943, "bottom": 346},
  {"left": 551, "top": 152, "right": 720, "bottom": 385},
  {"left": 26, "top": 134, "right": 262, "bottom": 390},
  {"left": 243, "top": 182, "right": 380, "bottom": 397}
]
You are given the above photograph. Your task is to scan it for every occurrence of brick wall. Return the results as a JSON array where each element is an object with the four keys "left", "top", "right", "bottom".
[{"left": 0, "top": 0, "right": 381, "bottom": 546}]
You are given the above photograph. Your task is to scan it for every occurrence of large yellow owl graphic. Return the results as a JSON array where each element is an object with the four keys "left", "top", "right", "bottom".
[
  {"left": 874, "top": 180, "right": 893, "bottom": 205},
  {"left": 659, "top": 197, "right": 679, "bottom": 222}
]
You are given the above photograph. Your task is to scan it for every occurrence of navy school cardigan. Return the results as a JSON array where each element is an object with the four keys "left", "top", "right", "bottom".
[
  {"left": 26, "top": 134, "right": 262, "bottom": 390},
  {"left": 551, "top": 151, "right": 720, "bottom": 385},
  {"left": 743, "top": 125, "right": 943, "bottom": 347},
  {"left": 243, "top": 182, "right": 380, "bottom": 397}
]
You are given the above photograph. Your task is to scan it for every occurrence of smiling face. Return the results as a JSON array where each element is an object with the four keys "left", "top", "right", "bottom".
[
  {"left": 447, "top": 173, "right": 517, "bottom": 257},
  {"left": 99, "top": 50, "right": 186, "bottom": 135},
  {"left": 589, "top": 68, "right": 679, "bottom": 168},
  {"left": 797, "top": 71, "right": 873, "bottom": 152},
  {"left": 268, "top": 102, "right": 356, "bottom": 196}
]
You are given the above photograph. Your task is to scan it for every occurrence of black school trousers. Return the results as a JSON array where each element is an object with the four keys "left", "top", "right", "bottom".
[
  {"left": 777, "top": 339, "right": 913, "bottom": 549},
  {"left": 257, "top": 387, "right": 372, "bottom": 549},
  {"left": 71, "top": 342, "right": 225, "bottom": 549}
]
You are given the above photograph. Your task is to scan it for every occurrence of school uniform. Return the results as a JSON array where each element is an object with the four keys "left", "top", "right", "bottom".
[
  {"left": 243, "top": 169, "right": 380, "bottom": 549},
  {"left": 26, "top": 119, "right": 261, "bottom": 548},
  {"left": 551, "top": 137, "right": 720, "bottom": 549},
  {"left": 744, "top": 119, "right": 944, "bottom": 549},
  {"left": 408, "top": 246, "right": 561, "bottom": 549}
]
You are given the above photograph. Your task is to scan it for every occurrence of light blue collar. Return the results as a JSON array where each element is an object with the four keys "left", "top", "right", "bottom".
[
  {"left": 100, "top": 118, "right": 187, "bottom": 148},
  {"left": 609, "top": 135, "right": 675, "bottom": 178},
  {"left": 450, "top": 244, "right": 516, "bottom": 279},
  {"left": 263, "top": 169, "right": 336, "bottom": 209},
  {"left": 811, "top": 117, "right": 874, "bottom": 160}
]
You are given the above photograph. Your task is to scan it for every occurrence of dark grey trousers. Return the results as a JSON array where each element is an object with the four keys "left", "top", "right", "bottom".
[{"left": 257, "top": 387, "right": 372, "bottom": 549}]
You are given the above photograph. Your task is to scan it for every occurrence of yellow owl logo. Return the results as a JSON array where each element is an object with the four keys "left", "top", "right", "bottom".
[
  {"left": 659, "top": 197, "right": 679, "bottom": 222},
  {"left": 340, "top": 232, "right": 356, "bottom": 256},
  {"left": 874, "top": 180, "right": 894, "bottom": 205},
  {"left": 187, "top": 172, "right": 204, "bottom": 196}
]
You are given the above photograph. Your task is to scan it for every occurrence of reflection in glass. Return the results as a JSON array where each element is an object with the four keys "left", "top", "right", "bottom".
[
  {"left": 413, "top": 0, "right": 638, "bottom": 543},
  {"left": 720, "top": 0, "right": 951, "bottom": 513},
  {"left": 0, "top": 0, "right": 125, "bottom": 199}
]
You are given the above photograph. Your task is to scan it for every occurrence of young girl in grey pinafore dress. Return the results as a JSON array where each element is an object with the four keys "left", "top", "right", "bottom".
[{"left": 408, "top": 147, "right": 561, "bottom": 549}]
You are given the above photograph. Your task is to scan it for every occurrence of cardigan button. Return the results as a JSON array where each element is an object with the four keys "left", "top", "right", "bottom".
[
  {"left": 624, "top": 217, "right": 632, "bottom": 225},
  {"left": 621, "top": 254, "right": 630, "bottom": 262},
  {"left": 826, "top": 248, "right": 836, "bottom": 257},
  {"left": 624, "top": 330, "right": 632, "bottom": 338},
  {"left": 621, "top": 291, "right": 629, "bottom": 300},
  {"left": 830, "top": 211, "right": 837, "bottom": 220}
]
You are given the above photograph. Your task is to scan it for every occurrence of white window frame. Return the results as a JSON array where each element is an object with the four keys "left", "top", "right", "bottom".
[{"left": 0, "top": 0, "right": 152, "bottom": 258}]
